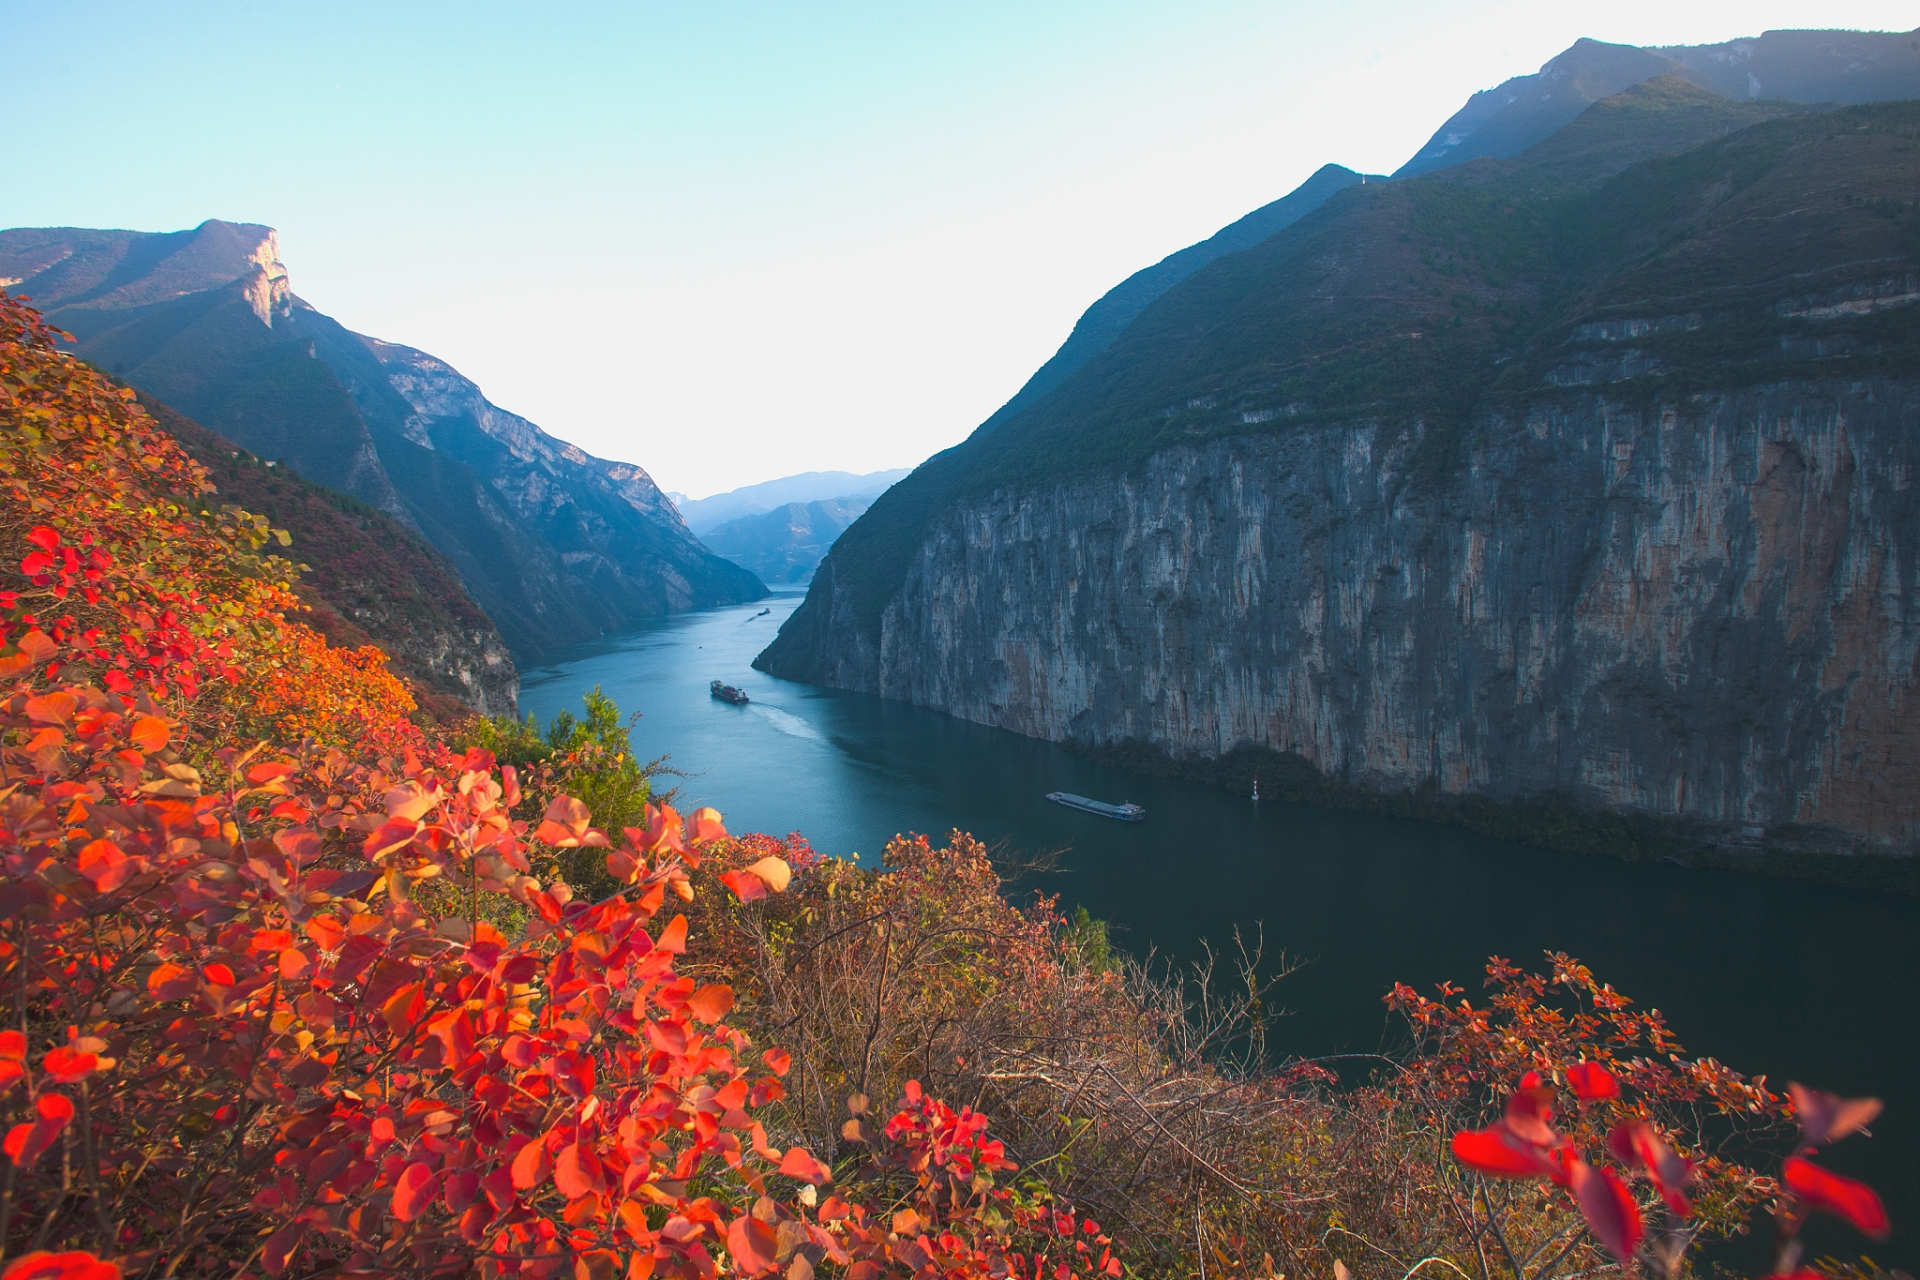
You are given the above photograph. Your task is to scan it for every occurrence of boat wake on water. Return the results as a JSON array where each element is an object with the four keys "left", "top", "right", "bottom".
[{"left": 752, "top": 704, "right": 827, "bottom": 743}]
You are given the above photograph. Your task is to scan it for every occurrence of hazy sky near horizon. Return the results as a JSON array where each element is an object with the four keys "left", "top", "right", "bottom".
[{"left": 5, "top": 2, "right": 1916, "bottom": 497}]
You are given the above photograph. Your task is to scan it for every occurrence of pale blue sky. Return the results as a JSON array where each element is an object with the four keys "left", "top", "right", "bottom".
[{"left": 5, "top": 2, "right": 1916, "bottom": 495}]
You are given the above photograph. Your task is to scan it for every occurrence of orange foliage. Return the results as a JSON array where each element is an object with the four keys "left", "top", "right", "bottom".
[
  {"left": 237, "top": 619, "right": 419, "bottom": 747},
  {"left": 0, "top": 292, "right": 297, "bottom": 709}
]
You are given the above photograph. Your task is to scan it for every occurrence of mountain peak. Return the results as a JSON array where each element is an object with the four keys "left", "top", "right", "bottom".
[
  {"left": 1396, "top": 27, "right": 1920, "bottom": 180},
  {"left": 0, "top": 217, "right": 288, "bottom": 323}
]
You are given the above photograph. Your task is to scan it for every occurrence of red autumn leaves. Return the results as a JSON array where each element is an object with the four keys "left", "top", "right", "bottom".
[
  {"left": 1453, "top": 1064, "right": 1889, "bottom": 1271},
  {"left": 810, "top": 1084, "right": 1119, "bottom": 1280},
  {"left": 16, "top": 526, "right": 111, "bottom": 606},
  {"left": 1778, "top": 1083, "right": 1890, "bottom": 1241},
  {"left": 0, "top": 1253, "right": 121, "bottom": 1280},
  {"left": 0, "top": 1029, "right": 111, "bottom": 1169},
  {"left": 1451, "top": 1065, "right": 1667, "bottom": 1263},
  {"left": 3, "top": 1095, "right": 74, "bottom": 1169}
]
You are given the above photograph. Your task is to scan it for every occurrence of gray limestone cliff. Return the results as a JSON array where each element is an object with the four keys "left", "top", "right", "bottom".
[{"left": 775, "top": 381, "right": 1920, "bottom": 855}]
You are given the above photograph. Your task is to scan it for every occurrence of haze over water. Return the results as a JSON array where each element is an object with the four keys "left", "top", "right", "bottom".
[{"left": 524, "top": 590, "right": 1920, "bottom": 1265}]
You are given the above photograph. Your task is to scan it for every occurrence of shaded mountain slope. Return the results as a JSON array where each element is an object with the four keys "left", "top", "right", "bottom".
[
  {"left": 137, "top": 393, "right": 519, "bottom": 718},
  {"left": 0, "top": 221, "right": 766, "bottom": 658},
  {"left": 990, "top": 164, "right": 1377, "bottom": 422},
  {"left": 1661, "top": 27, "right": 1920, "bottom": 104},
  {"left": 991, "top": 28, "right": 1919, "bottom": 431}
]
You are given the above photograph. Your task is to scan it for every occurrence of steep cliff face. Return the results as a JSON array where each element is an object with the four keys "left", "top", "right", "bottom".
[
  {"left": 356, "top": 336, "right": 758, "bottom": 638},
  {"left": 785, "top": 381, "right": 1920, "bottom": 853},
  {"left": 760, "top": 88, "right": 1920, "bottom": 856}
]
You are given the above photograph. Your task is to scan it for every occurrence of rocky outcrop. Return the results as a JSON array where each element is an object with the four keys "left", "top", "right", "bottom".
[
  {"left": 241, "top": 231, "right": 292, "bottom": 327},
  {"left": 362, "top": 338, "right": 693, "bottom": 543},
  {"left": 305, "top": 589, "right": 518, "bottom": 720},
  {"left": 351, "top": 336, "right": 767, "bottom": 651},
  {"left": 772, "top": 381, "right": 1920, "bottom": 854}
]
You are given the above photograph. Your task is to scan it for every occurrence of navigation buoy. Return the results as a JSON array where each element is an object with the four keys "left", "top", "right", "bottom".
[{"left": 1252, "top": 777, "right": 1259, "bottom": 802}]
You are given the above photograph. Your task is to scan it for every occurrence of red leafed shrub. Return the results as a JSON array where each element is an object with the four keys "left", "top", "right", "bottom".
[
  {"left": 0, "top": 616, "right": 1085, "bottom": 1277},
  {"left": 715, "top": 1081, "right": 1122, "bottom": 1280},
  {"left": 1395, "top": 956, "right": 1891, "bottom": 1280},
  {"left": 0, "top": 609, "right": 813, "bottom": 1276},
  {"left": 0, "top": 287, "right": 1117, "bottom": 1279}
]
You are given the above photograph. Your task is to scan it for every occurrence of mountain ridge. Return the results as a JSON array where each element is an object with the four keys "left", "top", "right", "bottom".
[
  {"left": 672, "top": 468, "right": 908, "bottom": 534},
  {"left": 987, "top": 163, "right": 1381, "bottom": 423},
  {"left": 0, "top": 220, "right": 766, "bottom": 659},
  {"left": 1396, "top": 26, "right": 1920, "bottom": 179}
]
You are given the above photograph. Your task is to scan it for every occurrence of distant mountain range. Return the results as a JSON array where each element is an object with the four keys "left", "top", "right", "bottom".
[
  {"left": 1396, "top": 28, "right": 1920, "bottom": 178},
  {"left": 700, "top": 497, "right": 875, "bottom": 584},
  {"left": 671, "top": 469, "right": 909, "bottom": 534},
  {"left": 0, "top": 222, "right": 764, "bottom": 661}
]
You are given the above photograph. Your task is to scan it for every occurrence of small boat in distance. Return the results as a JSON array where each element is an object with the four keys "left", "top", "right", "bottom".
[
  {"left": 1046, "top": 792, "right": 1145, "bottom": 822},
  {"left": 710, "top": 680, "right": 750, "bottom": 705}
]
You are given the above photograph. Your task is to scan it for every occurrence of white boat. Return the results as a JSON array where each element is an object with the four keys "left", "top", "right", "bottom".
[{"left": 1046, "top": 792, "right": 1146, "bottom": 822}]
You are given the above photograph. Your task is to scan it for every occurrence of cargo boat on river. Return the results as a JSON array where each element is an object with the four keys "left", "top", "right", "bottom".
[
  {"left": 1045, "top": 792, "right": 1145, "bottom": 822},
  {"left": 710, "top": 680, "right": 750, "bottom": 705}
]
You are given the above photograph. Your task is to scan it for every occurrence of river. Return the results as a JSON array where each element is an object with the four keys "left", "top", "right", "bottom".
[{"left": 523, "top": 588, "right": 1920, "bottom": 1264}]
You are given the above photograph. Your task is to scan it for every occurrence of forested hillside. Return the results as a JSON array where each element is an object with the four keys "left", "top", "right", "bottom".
[{"left": 137, "top": 393, "right": 519, "bottom": 719}]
